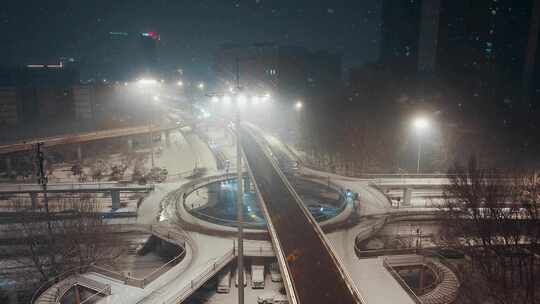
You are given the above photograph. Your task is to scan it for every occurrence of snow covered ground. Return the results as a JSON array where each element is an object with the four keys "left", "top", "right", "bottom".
[{"left": 36, "top": 122, "right": 444, "bottom": 304}]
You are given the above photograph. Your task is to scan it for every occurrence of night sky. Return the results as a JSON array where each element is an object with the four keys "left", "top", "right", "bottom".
[{"left": 1, "top": 0, "right": 382, "bottom": 78}]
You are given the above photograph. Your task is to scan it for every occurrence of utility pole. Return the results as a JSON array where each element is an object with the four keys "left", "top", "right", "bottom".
[
  {"left": 35, "top": 142, "right": 57, "bottom": 274},
  {"left": 204, "top": 58, "right": 245, "bottom": 304},
  {"left": 35, "top": 142, "right": 48, "bottom": 211},
  {"left": 235, "top": 56, "right": 245, "bottom": 304}
]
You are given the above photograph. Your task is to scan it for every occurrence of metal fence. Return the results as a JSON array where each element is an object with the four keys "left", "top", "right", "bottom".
[{"left": 164, "top": 249, "right": 235, "bottom": 304}]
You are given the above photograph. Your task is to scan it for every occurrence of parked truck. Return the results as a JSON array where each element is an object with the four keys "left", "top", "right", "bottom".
[{"left": 251, "top": 264, "right": 265, "bottom": 289}]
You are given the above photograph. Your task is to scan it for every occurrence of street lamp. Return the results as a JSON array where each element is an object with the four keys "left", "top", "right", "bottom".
[
  {"left": 294, "top": 100, "right": 303, "bottom": 110},
  {"left": 197, "top": 82, "right": 205, "bottom": 90},
  {"left": 137, "top": 78, "right": 160, "bottom": 167},
  {"left": 412, "top": 116, "right": 430, "bottom": 174},
  {"left": 236, "top": 94, "right": 247, "bottom": 106}
]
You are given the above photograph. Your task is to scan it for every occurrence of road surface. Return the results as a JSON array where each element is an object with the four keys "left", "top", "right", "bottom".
[{"left": 240, "top": 126, "right": 364, "bottom": 304}]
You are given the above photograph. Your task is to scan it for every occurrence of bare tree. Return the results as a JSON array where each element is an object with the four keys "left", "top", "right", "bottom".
[
  {"left": 443, "top": 157, "right": 540, "bottom": 304},
  {"left": 90, "top": 159, "right": 108, "bottom": 182},
  {"left": 6, "top": 195, "right": 124, "bottom": 283}
]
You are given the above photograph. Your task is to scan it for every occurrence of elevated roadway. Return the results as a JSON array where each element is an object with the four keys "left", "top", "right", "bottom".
[
  {"left": 240, "top": 126, "right": 364, "bottom": 304},
  {"left": 0, "top": 182, "right": 154, "bottom": 194},
  {"left": 0, "top": 125, "right": 178, "bottom": 155}
]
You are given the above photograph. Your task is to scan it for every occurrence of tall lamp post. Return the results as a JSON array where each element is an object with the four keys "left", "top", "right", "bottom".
[
  {"left": 294, "top": 100, "right": 303, "bottom": 148},
  {"left": 205, "top": 59, "right": 246, "bottom": 304},
  {"left": 412, "top": 116, "right": 430, "bottom": 174},
  {"left": 137, "top": 78, "right": 160, "bottom": 167}
]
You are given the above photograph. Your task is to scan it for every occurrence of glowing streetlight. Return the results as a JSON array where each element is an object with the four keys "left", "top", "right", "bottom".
[
  {"left": 177, "top": 80, "right": 184, "bottom": 87},
  {"left": 413, "top": 117, "right": 429, "bottom": 131},
  {"left": 412, "top": 116, "right": 430, "bottom": 174},
  {"left": 197, "top": 82, "right": 205, "bottom": 90},
  {"left": 295, "top": 100, "right": 303, "bottom": 110},
  {"left": 152, "top": 95, "right": 160, "bottom": 102},
  {"left": 251, "top": 95, "right": 260, "bottom": 105},
  {"left": 137, "top": 78, "right": 158, "bottom": 86},
  {"left": 237, "top": 94, "right": 247, "bottom": 106}
]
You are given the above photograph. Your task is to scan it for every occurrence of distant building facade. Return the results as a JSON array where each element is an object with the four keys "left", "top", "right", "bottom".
[
  {"left": 378, "top": 0, "right": 540, "bottom": 116},
  {"left": 91, "top": 31, "right": 161, "bottom": 82}
]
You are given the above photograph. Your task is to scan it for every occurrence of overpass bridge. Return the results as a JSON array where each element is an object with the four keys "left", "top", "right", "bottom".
[
  {"left": 240, "top": 126, "right": 365, "bottom": 304},
  {"left": 0, "top": 182, "right": 154, "bottom": 210},
  {"left": 0, "top": 125, "right": 179, "bottom": 155}
]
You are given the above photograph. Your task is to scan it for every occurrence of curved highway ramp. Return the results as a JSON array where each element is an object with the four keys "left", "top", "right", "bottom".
[{"left": 240, "top": 126, "right": 365, "bottom": 304}]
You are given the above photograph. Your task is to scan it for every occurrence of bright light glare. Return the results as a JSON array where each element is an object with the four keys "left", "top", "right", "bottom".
[
  {"left": 295, "top": 101, "right": 303, "bottom": 110},
  {"left": 153, "top": 95, "right": 160, "bottom": 101},
  {"left": 261, "top": 92, "right": 272, "bottom": 102},
  {"left": 237, "top": 94, "right": 247, "bottom": 106},
  {"left": 177, "top": 81, "right": 183, "bottom": 86},
  {"left": 138, "top": 78, "right": 158, "bottom": 85},
  {"left": 197, "top": 82, "right": 205, "bottom": 90},
  {"left": 223, "top": 95, "right": 232, "bottom": 104},
  {"left": 413, "top": 117, "right": 430, "bottom": 131},
  {"left": 211, "top": 96, "right": 219, "bottom": 103}
]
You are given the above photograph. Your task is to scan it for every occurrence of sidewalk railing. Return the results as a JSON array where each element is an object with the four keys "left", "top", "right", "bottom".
[
  {"left": 31, "top": 268, "right": 111, "bottom": 304},
  {"left": 0, "top": 182, "right": 154, "bottom": 193},
  {"left": 164, "top": 249, "right": 235, "bottom": 304},
  {"left": 382, "top": 257, "right": 423, "bottom": 304}
]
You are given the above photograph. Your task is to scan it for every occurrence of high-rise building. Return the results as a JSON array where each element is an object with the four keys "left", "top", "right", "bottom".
[
  {"left": 91, "top": 31, "right": 160, "bottom": 82},
  {"left": 138, "top": 32, "right": 160, "bottom": 77},
  {"left": 380, "top": 0, "right": 423, "bottom": 78},
  {"left": 436, "top": 0, "right": 538, "bottom": 123},
  {"left": 379, "top": 0, "right": 540, "bottom": 120},
  {"left": 379, "top": 0, "right": 442, "bottom": 98}
]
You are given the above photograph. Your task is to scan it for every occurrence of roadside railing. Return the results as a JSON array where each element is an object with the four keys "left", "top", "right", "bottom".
[
  {"left": 90, "top": 226, "right": 189, "bottom": 289},
  {"left": 79, "top": 284, "right": 112, "bottom": 304},
  {"left": 164, "top": 249, "right": 235, "bottom": 304},
  {"left": 189, "top": 208, "right": 266, "bottom": 229},
  {"left": 140, "top": 250, "right": 187, "bottom": 286},
  {"left": 382, "top": 257, "right": 423, "bottom": 304},
  {"left": 0, "top": 181, "right": 154, "bottom": 193},
  {"left": 235, "top": 241, "right": 275, "bottom": 256},
  {"left": 31, "top": 268, "right": 111, "bottom": 304},
  {"left": 32, "top": 224, "right": 190, "bottom": 303}
]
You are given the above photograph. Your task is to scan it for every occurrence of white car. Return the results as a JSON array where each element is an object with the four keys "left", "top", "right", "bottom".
[
  {"left": 257, "top": 294, "right": 288, "bottom": 304},
  {"left": 269, "top": 262, "right": 282, "bottom": 282}
]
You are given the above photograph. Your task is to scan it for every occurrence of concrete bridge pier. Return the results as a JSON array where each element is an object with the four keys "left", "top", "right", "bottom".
[
  {"left": 30, "top": 193, "right": 38, "bottom": 209},
  {"left": 163, "top": 130, "right": 170, "bottom": 147},
  {"left": 111, "top": 190, "right": 120, "bottom": 210},
  {"left": 5, "top": 156, "right": 12, "bottom": 175},
  {"left": 401, "top": 188, "right": 413, "bottom": 206},
  {"left": 76, "top": 144, "right": 83, "bottom": 162},
  {"left": 127, "top": 138, "right": 134, "bottom": 151}
]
